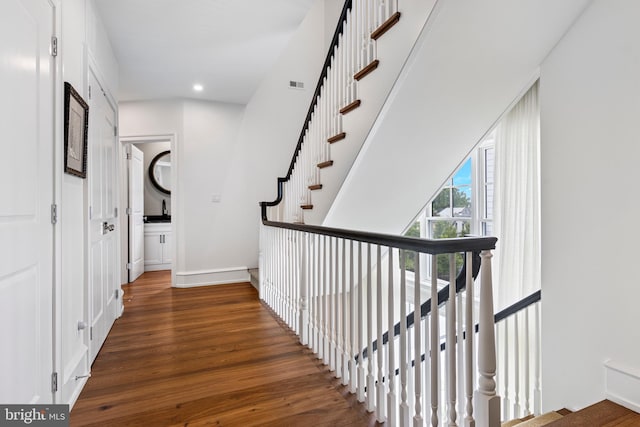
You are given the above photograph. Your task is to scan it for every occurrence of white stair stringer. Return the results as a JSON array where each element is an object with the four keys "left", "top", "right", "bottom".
[{"left": 303, "top": 0, "right": 437, "bottom": 226}]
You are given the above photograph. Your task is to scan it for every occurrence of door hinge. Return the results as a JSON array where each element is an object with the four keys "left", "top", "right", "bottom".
[
  {"left": 114, "top": 207, "right": 118, "bottom": 218},
  {"left": 90, "top": 327, "right": 93, "bottom": 340},
  {"left": 114, "top": 126, "right": 118, "bottom": 137},
  {"left": 51, "top": 372, "right": 58, "bottom": 393},
  {"left": 126, "top": 153, "right": 132, "bottom": 160},
  {"left": 89, "top": 206, "right": 93, "bottom": 220},
  {"left": 126, "top": 207, "right": 132, "bottom": 215},
  {"left": 51, "top": 36, "right": 58, "bottom": 57},
  {"left": 51, "top": 204, "right": 58, "bottom": 225},
  {"left": 126, "top": 263, "right": 132, "bottom": 270},
  {"left": 115, "top": 289, "right": 120, "bottom": 299},
  {"left": 88, "top": 85, "right": 92, "bottom": 100}
]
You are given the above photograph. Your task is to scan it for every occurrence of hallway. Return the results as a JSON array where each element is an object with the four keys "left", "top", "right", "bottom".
[{"left": 71, "top": 271, "right": 377, "bottom": 426}]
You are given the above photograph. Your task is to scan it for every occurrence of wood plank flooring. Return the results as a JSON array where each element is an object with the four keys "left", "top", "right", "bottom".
[
  {"left": 71, "top": 271, "right": 377, "bottom": 427},
  {"left": 547, "top": 400, "right": 640, "bottom": 426}
]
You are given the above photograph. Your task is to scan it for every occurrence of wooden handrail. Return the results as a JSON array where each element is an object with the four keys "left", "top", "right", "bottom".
[{"left": 262, "top": 214, "right": 497, "bottom": 255}]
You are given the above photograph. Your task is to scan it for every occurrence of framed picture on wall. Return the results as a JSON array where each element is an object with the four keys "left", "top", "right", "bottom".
[{"left": 64, "top": 82, "right": 89, "bottom": 178}]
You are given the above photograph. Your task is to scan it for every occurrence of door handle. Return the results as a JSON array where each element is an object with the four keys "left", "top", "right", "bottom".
[{"left": 103, "top": 222, "right": 115, "bottom": 234}]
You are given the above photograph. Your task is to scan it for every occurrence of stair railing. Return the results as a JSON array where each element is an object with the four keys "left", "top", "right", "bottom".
[
  {"left": 258, "top": 212, "right": 500, "bottom": 427},
  {"left": 264, "top": 0, "right": 401, "bottom": 224},
  {"left": 363, "top": 284, "right": 541, "bottom": 425},
  {"left": 494, "top": 290, "right": 542, "bottom": 421}
]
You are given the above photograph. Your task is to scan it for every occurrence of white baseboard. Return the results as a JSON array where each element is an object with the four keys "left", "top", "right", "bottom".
[
  {"left": 604, "top": 359, "right": 640, "bottom": 413},
  {"left": 174, "top": 267, "right": 250, "bottom": 288}
]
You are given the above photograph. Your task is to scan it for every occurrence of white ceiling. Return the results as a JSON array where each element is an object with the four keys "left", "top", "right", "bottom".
[{"left": 94, "top": 0, "right": 314, "bottom": 104}]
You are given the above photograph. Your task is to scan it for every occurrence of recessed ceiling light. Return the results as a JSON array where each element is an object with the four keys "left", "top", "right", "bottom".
[{"left": 193, "top": 84, "right": 204, "bottom": 92}]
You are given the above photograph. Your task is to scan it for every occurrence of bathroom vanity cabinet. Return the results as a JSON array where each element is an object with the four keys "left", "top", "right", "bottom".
[{"left": 144, "top": 223, "right": 172, "bottom": 271}]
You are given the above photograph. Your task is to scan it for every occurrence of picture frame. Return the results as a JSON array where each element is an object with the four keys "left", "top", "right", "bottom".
[{"left": 64, "top": 82, "right": 89, "bottom": 178}]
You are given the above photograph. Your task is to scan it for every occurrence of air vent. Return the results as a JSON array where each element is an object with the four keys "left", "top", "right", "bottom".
[{"left": 289, "top": 80, "right": 304, "bottom": 90}]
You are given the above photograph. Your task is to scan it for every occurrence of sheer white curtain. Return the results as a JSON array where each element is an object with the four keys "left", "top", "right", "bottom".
[{"left": 493, "top": 81, "right": 541, "bottom": 311}]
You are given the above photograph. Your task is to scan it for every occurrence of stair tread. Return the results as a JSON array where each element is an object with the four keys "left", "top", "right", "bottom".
[
  {"left": 371, "top": 11, "right": 401, "bottom": 40},
  {"left": 317, "top": 160, "right": 334, "bottom": 169},
  {"left": 503, "top": 415, "right": 535, "bottom": 427},
  {"left": 327, "top": 132, "right": 346, "bottom": 143},
  {"left": 515, "top": 412, "right": 564, "bottom": 427},
  {"left": 354, "top": 59, "right": 379, "bottom": 81},
  {"left": 339, "top": 99, "right": 361, "bottom": 115}
]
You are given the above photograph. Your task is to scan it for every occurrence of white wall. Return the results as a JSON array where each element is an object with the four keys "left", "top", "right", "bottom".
[
  {"left": 57, "top": 0, "right": 119, "bottom": 406},
  {"left": 540, "top": 0, "right": 640, "bottom": 411},
  {"left": 119, "top": 100, "right": 246, "bottom": 284},
  {"left": 117, "top": 0, "right": 339, "bottom": 287}
]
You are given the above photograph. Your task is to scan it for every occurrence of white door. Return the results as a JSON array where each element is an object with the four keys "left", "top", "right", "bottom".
[
  {"left": 128, "top": 144, "right": 144, "bottom": 282},
  {"left": 88, "top": 71, "right": 119, "bottom": 363},
  {"left": 0, "top": 0, "right": 54, "bottom": 403}
]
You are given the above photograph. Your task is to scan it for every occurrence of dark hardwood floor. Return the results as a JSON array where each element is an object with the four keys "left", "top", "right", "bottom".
[
  {"left": 547, "top": 400, "right": 640, "bottom": 426},
  {"left": 71, "top": 271, "right": 377, "bottom": 426}
]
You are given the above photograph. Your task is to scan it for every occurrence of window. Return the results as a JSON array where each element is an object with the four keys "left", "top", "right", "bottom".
[{"left": 403, "top": 135, "right": 495, "bottom": 282}]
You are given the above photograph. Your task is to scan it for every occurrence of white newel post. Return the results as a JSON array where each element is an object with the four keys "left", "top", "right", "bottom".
[
  {"left": 475, "top": 250, "right": 500, "bottom": 427},
  {"left": 299, "top": 232, "right": 309, "bottom": 346}
]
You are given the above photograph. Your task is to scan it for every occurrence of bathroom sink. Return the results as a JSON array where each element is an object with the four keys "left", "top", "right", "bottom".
[{"left": 144, "top": 215, "right": 171, "bottom": 223}]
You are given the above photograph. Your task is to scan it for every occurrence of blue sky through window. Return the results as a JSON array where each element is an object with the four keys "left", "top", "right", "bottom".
[{"left": 453, "top": 158, "right": 472, "bottom": 198}]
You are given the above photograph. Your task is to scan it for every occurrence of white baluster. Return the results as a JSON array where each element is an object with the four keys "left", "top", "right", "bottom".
[
  {"left": 447, "top": 253, "right": 458, "bottom": 426},
  {"left": 342, "top": 239, "right": 350, "bottom": 384},
  {"left": 388, "top": 248, "right": 397, "bottom": 427},
  {"left": 357, "top": 241, "right": 366, "bottom": 403},
  {"left": 474, "top": 250, "right": 500, "bottom": 427},
  {"left": 366, "top": 243, "right": 376, "bottom": 412},
  {"left": 524, "top": 308, "right": 531, "bottom": 416},
  {"left": 423, "top": 288, "right": 430, "bottom": 427},
  {"left": 316, "top": 234, "right": 322, "bottom": 358},
  {"left": 534, "top": 303, "right": 541, "bottom": 416},
  {"left": 503, "top": 320, "right": 510, "bottom": 421},
  {"left": 318, "top": 236, "right": 328, "bottom": 365},
  {"left": 350, "top": 240, "right": 357, "bottom": 394},
  {"left": 431, "top": 254, "right": 440, "bottom": 426},
  {"left": 310, "top": 234, "right": 317, "bottom": 352},
  {"left": 464, "top": 252, "right": 475, "bottom": 427},
  {"left": 414, "top": 253, "right": 423, "bottom": 426},
  {"left": 457, "top": 291, "right": 464, "bottom": 424},
  {"left": 400, "top": 250, "right": 410, "bottom": 426},
  {"left": 376, "top": 245, "right": 386, "bottom": 421},
  {"left": 299, "top": 232, "right": 309, "bottom": 345},
  {"left": 328, "top": 237, "right": 336, "bottom": 372},
  {"left": 334, "top": 237, "right": 342, "bottom": 378},
  {"left": 513, "top": 314, "right": 520, "bottom": 418}
]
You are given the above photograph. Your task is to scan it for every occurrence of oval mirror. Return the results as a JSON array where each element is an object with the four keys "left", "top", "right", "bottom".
[{"left": 149, "top": 150, "right": 171, "bottom": 195}]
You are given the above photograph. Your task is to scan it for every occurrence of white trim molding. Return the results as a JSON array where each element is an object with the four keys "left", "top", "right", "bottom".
[
  {"left": 604, "top": 359, "right": 640, "bottom": 413},
  {"left": 174, "top": 267, "right": 250, "bottom": 288}
]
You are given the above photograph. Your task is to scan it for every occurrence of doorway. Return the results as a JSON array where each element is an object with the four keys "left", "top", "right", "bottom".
[{"left": 119, "top": 135, "right": 177, "bottom": 286}]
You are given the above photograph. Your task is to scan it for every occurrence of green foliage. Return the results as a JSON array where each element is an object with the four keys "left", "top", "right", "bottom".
[
  {"left": 432, "top": 188, "right": 471, "bottom": 215},
  {"left": 404, "top": 221, "right": 420, "bottom": 272},
  {"left": 433, "top": 220, "right": 469, "bottom": 281}
]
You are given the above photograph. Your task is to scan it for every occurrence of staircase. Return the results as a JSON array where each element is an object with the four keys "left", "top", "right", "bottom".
[
  {"left": 265, "top": 0, "right": 437, "bottom": 226},
  {"left": 256, "top": 1, "right": 638, "bottom": 426}
]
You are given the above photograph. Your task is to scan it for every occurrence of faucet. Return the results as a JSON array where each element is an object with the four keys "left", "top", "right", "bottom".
[{"left": 162, "top": 199, "right": 167, "bottom": 216}]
